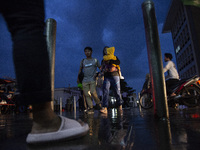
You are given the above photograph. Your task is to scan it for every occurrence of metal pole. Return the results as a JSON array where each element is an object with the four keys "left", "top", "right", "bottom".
[
  {"left": 155, "top": 119, "right": 172, "bottom": 149},
  {"left": 45, "top": 18, "right": 57, "bottom": 110},
  {"left": 74, "top": 96, "right": 76, "bottom": 119},
  {"left": 60, "top": 97, "right": 62, "bottom": 115},
  {"left": 142, "top": 0, "right": 169, "bottom": 119}
]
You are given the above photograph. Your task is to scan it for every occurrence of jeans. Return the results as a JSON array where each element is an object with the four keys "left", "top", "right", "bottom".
[
  {"left": 0, "top": 0, "right": 51, "bottom": 105},
  {"left": 82, "top": 81, "right": 100, "bottom": 108},
  {"left": 102, "top": 76, "right": 123, "bottom": 107}
]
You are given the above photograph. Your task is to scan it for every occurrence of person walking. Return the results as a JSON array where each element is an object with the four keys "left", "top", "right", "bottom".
[
  {"left": 77, "top": 83, "right": 88, "bottom": 112},
  {"left": 77, "top": 47, "right": 102, "bottom": 114},
  {"left": 163, "top": 53, "right": 180, "bottom": 96},
  {"left": 100, "top": 46, "right": 123, "bottom": 114},
  {"left": 0, "top": 0, "right": 89, "bottom": 144},
  {"left": 141, "top": 73, "right": 151, "bottom": 94},
  {"left": 96, "top": 72, "right": 104, "bottom": 101}
]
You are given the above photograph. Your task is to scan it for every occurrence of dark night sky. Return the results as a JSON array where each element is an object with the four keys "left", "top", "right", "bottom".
[{"left": 0, "top": 0, "right": 175, "bottom": 93}]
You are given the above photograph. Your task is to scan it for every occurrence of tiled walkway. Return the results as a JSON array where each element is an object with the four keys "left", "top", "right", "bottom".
[{"left": 0, "top": 106, "right": 200, "bottom": 150}]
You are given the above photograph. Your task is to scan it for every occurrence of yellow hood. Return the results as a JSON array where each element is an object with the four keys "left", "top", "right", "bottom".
[
  {"left": 107, "top": 47, "right": 115, "bottom": 55},
  {"left": 103, "top": 47, "right": 117, "bottom": 61}
]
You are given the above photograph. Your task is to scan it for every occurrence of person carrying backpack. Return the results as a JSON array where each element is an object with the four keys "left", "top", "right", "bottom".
[{"left": 77, "top": 47, "right": 102, "bottom": 114}]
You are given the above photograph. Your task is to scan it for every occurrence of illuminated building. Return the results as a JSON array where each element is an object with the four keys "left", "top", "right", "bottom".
[{"left": 162, "top": 0, "right": 200, "bottom": 79}]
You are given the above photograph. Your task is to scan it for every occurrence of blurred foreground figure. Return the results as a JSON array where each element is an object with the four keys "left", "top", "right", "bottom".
[{"left": 0, "top": 0, "right": 88, "bottom": 144}]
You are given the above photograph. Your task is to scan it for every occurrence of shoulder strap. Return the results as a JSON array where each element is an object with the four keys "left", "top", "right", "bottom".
[
  {"left": 81, "top": 59, "right": 85, "bottom": 68},
  {"left": 94, "top": 58, "right": 97, "bottom": 67}
]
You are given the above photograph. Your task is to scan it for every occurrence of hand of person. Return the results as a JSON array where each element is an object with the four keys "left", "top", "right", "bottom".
[{"left": 77, "top": 78, "right": 80, "bottom": 84}]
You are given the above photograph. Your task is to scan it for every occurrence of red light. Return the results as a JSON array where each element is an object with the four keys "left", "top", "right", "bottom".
[{"left": 191, "top": 114, "right": 200, "bottom": 118}]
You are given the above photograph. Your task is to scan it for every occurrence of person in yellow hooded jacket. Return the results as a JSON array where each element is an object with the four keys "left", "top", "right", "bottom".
[
  {"left": 100, "top": 46, "right": 123, "bottom": 114},
  {"left": 102, "top": 47, "right": 124, "bottom": 79}
]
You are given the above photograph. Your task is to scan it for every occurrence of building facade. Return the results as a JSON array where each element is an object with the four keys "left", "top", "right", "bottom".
[
  {"left": 54, "top": 87, "right": 81, "bottom": 108},
  {"left": 162, "top": 0, "right": 200, "bottom": 79}
]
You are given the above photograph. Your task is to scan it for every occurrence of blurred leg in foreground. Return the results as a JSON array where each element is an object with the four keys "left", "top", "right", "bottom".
[{"left": 0, "top": 0, "right": 88, "bottom": 144}]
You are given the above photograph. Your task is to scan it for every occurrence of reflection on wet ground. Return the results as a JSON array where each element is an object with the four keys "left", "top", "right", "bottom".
[{"left": 0, "top": 106, "right": 200, "bottom": 150}]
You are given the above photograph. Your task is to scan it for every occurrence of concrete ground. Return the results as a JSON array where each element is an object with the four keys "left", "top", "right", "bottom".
[{"left": 0, "top": 105, "right": 200, "bottom": 150}]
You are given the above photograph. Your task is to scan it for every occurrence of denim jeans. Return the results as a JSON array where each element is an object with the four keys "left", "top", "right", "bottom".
[
  {"left": 102, "top": 76, "right": 123, "bottom": 107},
  {"left": 0, "top": 0, "right": 51, "bottom": 105}
]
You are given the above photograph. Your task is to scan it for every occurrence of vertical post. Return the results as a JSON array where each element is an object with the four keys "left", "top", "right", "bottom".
[
  {"left": 60, "top": 97, "right": 62, "bottom": 115},
  {"left": 155, "top": 120, "right": 172, "bottom": 149},
  {"left": 46, "top": 18, "right": 57, "bottom": 110},
  {"left": 142, "top": 0, "right": 169, "bottom": 119},
  {"left": 74, "top": 96, "right": 76, "bottom": 119}
]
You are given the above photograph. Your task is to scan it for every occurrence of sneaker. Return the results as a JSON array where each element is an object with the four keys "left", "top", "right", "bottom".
[
  {"left": 84, "top": 109, "right": 88, "bottom": 113},
  {"left": 100, "top": 107, "right": 107, "bottom": 114},
  {"left": 87, "top": 108, "right": 94, "bottom": 114}
]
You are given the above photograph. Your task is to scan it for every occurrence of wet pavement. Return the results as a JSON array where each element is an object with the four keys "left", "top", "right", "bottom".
[{"left": 0, "top": 106, "right": 200, "bottom": 150}]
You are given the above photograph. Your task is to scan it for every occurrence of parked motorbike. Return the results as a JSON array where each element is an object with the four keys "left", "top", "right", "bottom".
[
  {"left": 0, "top": 92, "right": 16, "bottom": 114},
  {"left": 139, "top": 75, "right": 200, "bottom": 109}
]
